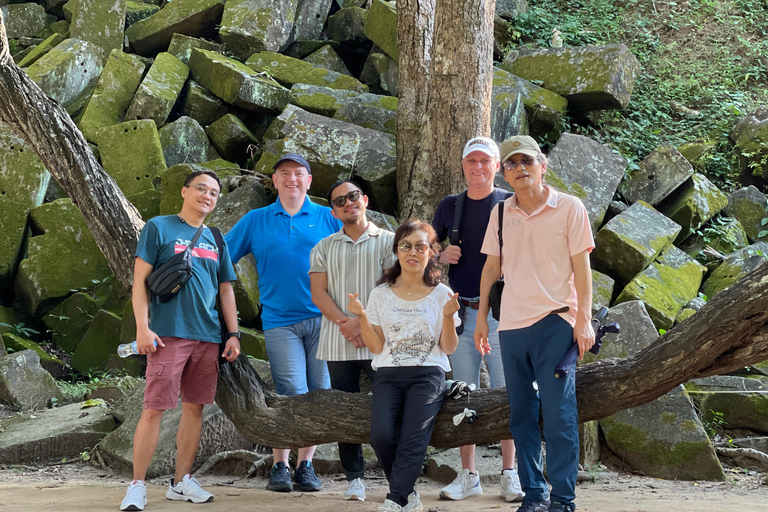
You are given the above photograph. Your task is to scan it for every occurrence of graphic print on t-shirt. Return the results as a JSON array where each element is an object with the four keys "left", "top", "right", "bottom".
[
  {"left": 387, "top": 312, "right": 436, "bottom": 366},
  {"left": 174, "top": 239, "right": 219, "bottom": 261}
]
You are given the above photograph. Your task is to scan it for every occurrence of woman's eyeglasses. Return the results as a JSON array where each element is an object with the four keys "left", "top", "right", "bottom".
[
  {"left": 397, "top": 240, "right": 430, "bottom": 254},
  {"left": 331, "top": 190, "right": 361, "bottom": 207}
]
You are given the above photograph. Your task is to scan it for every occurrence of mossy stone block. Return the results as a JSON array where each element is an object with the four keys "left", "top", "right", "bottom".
[
  {"left": 179, "top": 81, "right": 228, "bottom": 127},
  {"left": 78, "top": 49, "right": 146, "bottom": 143},
  {"left": 333, "top": 103, "right": 397, "bottom": 135},
  {"left": 25, "top": 38, "right": 104, "bottom": 111},
  {"left": 581, "top": 300, "right": 657, "bottom": 365},
  {"left": 304, "top": 44, "right": 351, "bottom": 76},
  {"left": 699, "top": 390, "right": 768, "bottom": 436},
  {"left": 188, "top": 48, "right": 290, "bottom": 114},
  {"left": 119, "top": 299, "right": 135, "bottom": 345},
  {"left": 600, "top": 385, "right": 725, "bottom": 481},
  {"left": 490, "top": 84, "right": 529, "bottom": 142},
  {"left": 218, "top": 0, "right": 298, "bottom": 61},
  {"left": 620, "top": 144, "right": 694, "bottom": 206},
  {"left": 166, "top": 32, "right": 224, "bottom": 64},
  {"left": 730, "top": 107, "right": 768, "bottom": 179},
  {"left": 615, "top": 245, "right": 706, "bottom": 331},
  {"left": 326, "top": 7, "right": 368, "bottom": 43},
  {"left": 205, "top": 113, "right": 259, "bottom": 164},
  {"left": 658, "top": 173, "right": 729, "bottom": 244},
  {"left": 70, "top": 0, "right": 126, "bottom": 59},
  {"left": 363, "top": 0, "right": 397, "bottom": 59},
  {"left": 72, "top": 309, "right": 144, "bottom": 376},
  {"left": 14, "top": 199, "right": 111, "bottom": 317},
  {"left": 158, "top": 116, "right": 220, "bottom": 167},
  {"left": 592, "top": 201, "right": 681, "bottom": 288},
  {"left": 678, "top": 140, "right": 716, "bottom": 170},
  {"left": 96, "top": 119, "right": 167, "bottom": 196},
  {"left": 125, "top": 1, "right": 160, "bottom": 29},
  {"left": 370, "top": 52, "right": 398, "bottom": 96},
  {"left": 501, "top": 43, "right": 640, "bottom": 111},
  {"left": 0, "top": 306, "right": 26, "bottom": 339},
  {"left": 294, "top": 0, "right": 333, "bottom": 41},
  {"left": 546, "top": 133, "right": 627, "bottom": 231},
  {"left": 701, "top": 242, "right": 768, "bottom": 299},
  {"left": 723, "top": 185, "right": 768, "bottom": 242},
  {"left": 290, "top": 83, "right": 395, "bottom": 117},
  {"left": 240, "top": 327, "right": 266, "bottom": 360},
  {"left": 125, "top": 0, "right": 225, "bottom": 56},
  {"left": 0, "top": 350, "right": 64, "bottom": 411},
  {"left": 17, "top": 32, "right": 64, "bottom": 68},
  {"left": 674, "top": 307, "right": 696, "bottom": 325},
  {"left": 0, "top": 122, "right": 50, "bottom": 289},
  {"left": 681, "top": 217, "right": 748, "bottom": 272},
  {"left": 246, "top": 51, "right": 368, "bottom": 93},
  {"left": 1, "top": 333, "right": 65, "bottom": 378},
  {"left": 42, "top": 291, "right": 101, "bottom": 352},
  {"left": 2, "top": 3, "right": 53, "bottom": 39},
  {"left": 591, "top": 269, "right": 614, "bottom": 315},
  {"left": 124, "top": 52, "right": 189, "bottom": 128}
]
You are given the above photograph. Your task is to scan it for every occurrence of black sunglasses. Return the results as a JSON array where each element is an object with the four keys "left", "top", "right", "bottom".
[{"left": 331, "top": 190, "right": 361, "bottom": 208}]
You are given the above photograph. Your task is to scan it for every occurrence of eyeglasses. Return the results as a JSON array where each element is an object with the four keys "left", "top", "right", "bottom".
[
  {"left": 188, "top": 183, "right": 219, "bottom": 199},
  {"left": 397, "top": 240, "right": 430, "bottom": 254},
  {"left": 503, "top": 157, "right": 536, "bottom": 171},
  {"left": 331, "top": 190, "right": 361, "bottom": 207}
]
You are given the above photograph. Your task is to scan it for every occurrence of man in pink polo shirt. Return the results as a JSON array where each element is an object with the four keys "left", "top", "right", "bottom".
[{"left": 474, "top": 135, "right": 595, "bottom": 512}]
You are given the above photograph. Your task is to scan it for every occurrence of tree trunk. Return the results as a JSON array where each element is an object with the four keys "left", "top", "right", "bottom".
[
  {"left": 216, "top": 262, "right": 768, "bottom": 447},
  {"left": 0, "top": 12, "right": 142, "bottom": 290},
  {"left": 395, "top": 0, "right": 435, "bottom": 222},
  {"left": 427, "top": 0, "right": 496, "bottom": 203}
]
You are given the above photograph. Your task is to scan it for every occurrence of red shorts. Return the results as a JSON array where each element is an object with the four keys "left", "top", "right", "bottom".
[{"left": 143, "top": 337, "right": 220, "bottom": 410}]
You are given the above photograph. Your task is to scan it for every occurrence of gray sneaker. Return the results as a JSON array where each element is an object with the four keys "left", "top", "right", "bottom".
[
  {"left": 500, "top": 468, "right": 525, "bottom": 502},
  {"left": 344, "top": 478, "right": 366, "bottom": 501},
  {"left": 403, "top": 491, "right": 423, "bottom": 512},
  {"left": 516, "top": 499, "right": 551, "bottom": 512}
]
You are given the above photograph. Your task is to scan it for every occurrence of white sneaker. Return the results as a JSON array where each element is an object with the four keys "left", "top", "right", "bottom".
[
  {"left": 166, "top": 474, "right": 214, "bottom": 503},
  {"left": 120, "top": 480, "right": 147, "bottom": 511},
  {"left": 403, "top": 491, "right": 423, "bottom": 512},
  {"left": 439, "top": 468, "right": 482, "bottom": 500},
  {"left": 377, "top": 499, "right": 403, "bottom": 512},
  {"left": 344, "top": 478, "right": 366, "bottom": 501},
  {"left": 500, "top": 468, "right": 525, "bottom": 502}
]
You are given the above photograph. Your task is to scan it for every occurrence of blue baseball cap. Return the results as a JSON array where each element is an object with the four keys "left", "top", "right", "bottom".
[{"left": 273, "top": 152, "right": 311, "bottom": 174}]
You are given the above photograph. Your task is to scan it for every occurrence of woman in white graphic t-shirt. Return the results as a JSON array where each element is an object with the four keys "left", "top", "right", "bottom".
[{"left": 348, "top": 219, "right": 460, "bottom": 512}]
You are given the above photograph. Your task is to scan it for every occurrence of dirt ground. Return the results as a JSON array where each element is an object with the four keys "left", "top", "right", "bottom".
[{"left": 1, "top": 463, "right": 767, "bottom": 512}]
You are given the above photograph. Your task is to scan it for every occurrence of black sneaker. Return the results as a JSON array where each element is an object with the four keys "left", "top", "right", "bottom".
[
  {"left": 516, "top": 499, "right": 551, "bottom": 512},
  {"left": 549, "top": 502, "right": 575, "bottom": 512},
  {"left": 267, "top": 461, "right": 293, "bottom": 492},
  {"left": 293, "top": 460, "right": 322, "bottom": 492}
]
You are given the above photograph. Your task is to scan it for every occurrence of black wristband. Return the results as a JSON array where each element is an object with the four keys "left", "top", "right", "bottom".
[{"left": 227, "top": 331, "right": 241, "bottom": 340}]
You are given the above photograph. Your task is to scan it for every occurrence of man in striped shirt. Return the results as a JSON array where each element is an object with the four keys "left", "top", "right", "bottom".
[{"left": 309, "top": 179, "right": 395, "bottom": 502}]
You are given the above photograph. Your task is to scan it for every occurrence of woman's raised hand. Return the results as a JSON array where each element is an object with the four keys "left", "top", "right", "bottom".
[
  {"left": 347, "top": 292, "right": 366, "bottom": 317},
  {"left": 444, "top": 292, "right": 461, "bottom": 317}
]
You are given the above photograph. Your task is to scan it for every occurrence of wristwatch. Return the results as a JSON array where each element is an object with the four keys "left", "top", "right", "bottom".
[{"left": 227, "top": 331, "right": 241, "bottom": 340}]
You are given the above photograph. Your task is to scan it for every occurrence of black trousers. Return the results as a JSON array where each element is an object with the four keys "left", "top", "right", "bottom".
[
  {"left": 327, "top": 360, "right": 376, "bottom": 480},
  {"left": 369, "top": 366, "right": 445, "bottom": 506}
]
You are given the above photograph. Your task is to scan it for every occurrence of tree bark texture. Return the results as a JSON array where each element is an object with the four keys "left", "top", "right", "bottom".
[
  {"left": 395, "top": 0, "right": 435, "bottom": 222},
  {"left": 396, "top": 0, "right": 496, "bottom": 223},
  {"left": 216, "top": 263, "right": 768, "bottom": 448},
  {"left": 0, "top": 13, "right": 142, "bottom": 290},
  {"left": 427, "top": 0, "right": 496, "bottom": 202}
]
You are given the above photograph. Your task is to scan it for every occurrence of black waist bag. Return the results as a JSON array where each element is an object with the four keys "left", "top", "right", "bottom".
[{"left": 145, "top": 225, "right": 204, "bottom": 302}]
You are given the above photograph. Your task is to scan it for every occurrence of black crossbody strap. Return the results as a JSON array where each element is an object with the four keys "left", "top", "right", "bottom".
[
  {"left": 448, "top": 191, "right": 467, "bottom": 279},
  {"left": 188, "top": 224, "right": 205, "bottom": 253},
  {"left": 497, "top": 198, "right": 504, "bottom": 268}
]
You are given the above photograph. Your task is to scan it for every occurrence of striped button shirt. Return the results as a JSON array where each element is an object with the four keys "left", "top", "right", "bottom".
[{"left": 309, "top": 222, "right": 396, "bottom": 361}]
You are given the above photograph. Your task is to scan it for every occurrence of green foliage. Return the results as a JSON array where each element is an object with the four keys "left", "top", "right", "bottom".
[
  {"left": 703, "top": 409, "right": 729, "bottom": 440},
  {"left": 506, "top": 0, "right": 768, "bottom": 191},
  {"left": 0, "top": 322, "right": 40, "bottom": 338}
]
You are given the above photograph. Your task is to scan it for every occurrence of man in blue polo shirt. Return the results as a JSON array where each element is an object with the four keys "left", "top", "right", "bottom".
[{"left": 226, "top": 153, "right": 342, "bottom": 494}]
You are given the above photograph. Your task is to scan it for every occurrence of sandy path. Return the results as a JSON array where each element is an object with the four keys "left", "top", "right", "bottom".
[{"left": 2, "top": 468, "right": 767, "bottom": 512}]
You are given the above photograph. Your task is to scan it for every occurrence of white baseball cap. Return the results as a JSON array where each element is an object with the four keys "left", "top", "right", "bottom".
[{"left": 462, "top": 136, "right": 500, "bottom": 160}]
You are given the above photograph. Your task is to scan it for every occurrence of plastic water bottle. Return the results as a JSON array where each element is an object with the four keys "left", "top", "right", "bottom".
[{"left": 117, "top": 340, "right": 157, "bottom": 358}]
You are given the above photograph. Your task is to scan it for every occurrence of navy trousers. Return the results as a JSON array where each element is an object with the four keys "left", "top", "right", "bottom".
[
  {"left": 369, "top": 366, "right": 445, "bottom": 506},
  {"left": 327, "top": 360, "right": 376, "bottom": 480},
  {"left": 499, "top": 314, "right": 579, "bottom": 505}
]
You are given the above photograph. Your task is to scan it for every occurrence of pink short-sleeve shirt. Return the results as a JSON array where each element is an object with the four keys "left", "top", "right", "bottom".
[{"left": 481, "top": 186, "right": 594, "bottom": 331}]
